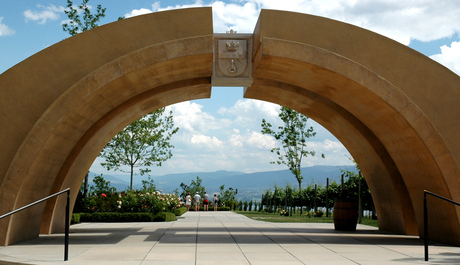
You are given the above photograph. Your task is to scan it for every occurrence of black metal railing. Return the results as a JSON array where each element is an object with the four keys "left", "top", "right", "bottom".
[
  {"left": 0, "top": 188, "right": 70, "bottom": 261},
  {"left": 424, "top": 190, "right": 460, "bottom": 261}
]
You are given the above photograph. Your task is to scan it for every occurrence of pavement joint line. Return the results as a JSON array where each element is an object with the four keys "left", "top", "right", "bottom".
[
  {"left": 246, "top": 220, "right": 308, "bottom": 265},
  {"left": 344, "top": 231, "right": 426, "bottom": 262},
  {"left": 2, "top": 212, "right": 460, "bottom": 264},
  {"left": 195, "top": 212, "right": 199, "bottom": 265},
  {"left": 141, "top": 220, "right": 174, "bottom": 263},
  {"left": 280, "top": 226, "right": 362, "bottom": 264},
  {"left": 221, "top": 214, "right": 253, "bottom": 265}
]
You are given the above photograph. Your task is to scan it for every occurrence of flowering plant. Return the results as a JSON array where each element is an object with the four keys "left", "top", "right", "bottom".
[
  {"left": 280, "top": 210, "right": 289, "bottom": 216},
  {"left": 79, "top": 190, "right": 182, "bottom": 215}
]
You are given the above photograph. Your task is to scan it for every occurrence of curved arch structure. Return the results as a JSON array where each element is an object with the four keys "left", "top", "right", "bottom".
[{"left": 1, "top": 7, "right": 460, "bottom": 246}]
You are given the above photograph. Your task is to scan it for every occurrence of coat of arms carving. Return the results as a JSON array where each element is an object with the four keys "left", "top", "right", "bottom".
[
  {"left": 218, "top": 40, "right": 247, "bottom": 77},
  {"left": 212, "top": 33, "right": 253, "bottom": 87}
]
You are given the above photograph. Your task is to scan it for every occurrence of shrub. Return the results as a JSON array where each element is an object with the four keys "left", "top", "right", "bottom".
[
  {"left": 71, "top": 213, "right": 81, "bottom": 224},
  {"left": 174, "top": 207, "right": 187, "bottom": 216},
  {"left": 154, "top": 212, "right": 176, "bottom": 222},
  {"left": 79, "top": 212, "right": 155, "bottom": 222},
  {"left": 76, "top": 190, "right": 183, "bottom": 215},
  {"left": 315, "top": 210, "right": 324, "bottom": 217}
]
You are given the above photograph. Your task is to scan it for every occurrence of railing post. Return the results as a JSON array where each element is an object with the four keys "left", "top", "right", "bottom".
[
  {"left": 424, "top": 191, "right": 428, "bottom": 261},
  {"left": 65, "top": 190, "right": 70, "bottom": 261},
  {"left": 0, "top": 188, "right": 70, "bottom": 261},
  {"left": 326, "top": 178, "right": 329, "bottom": 217}
]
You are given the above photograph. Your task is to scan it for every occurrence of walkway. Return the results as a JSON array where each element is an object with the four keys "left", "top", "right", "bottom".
[{"left": 0, "top": 211, "right": 459, "bottom": 264}]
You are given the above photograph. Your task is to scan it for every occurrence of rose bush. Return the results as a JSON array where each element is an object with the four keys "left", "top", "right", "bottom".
[{"left": 79, "top": 190, "right": 183, "bottom": 215}]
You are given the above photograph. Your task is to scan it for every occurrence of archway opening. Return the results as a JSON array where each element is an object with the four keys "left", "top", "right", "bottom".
[{"left": 1, "top": 7, "right": 460, "bottom": 248}]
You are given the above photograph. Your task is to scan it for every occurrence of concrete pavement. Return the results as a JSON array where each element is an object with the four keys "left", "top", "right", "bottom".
[{"left": 0, "top": 211, "right": 459, "bottom": 264}]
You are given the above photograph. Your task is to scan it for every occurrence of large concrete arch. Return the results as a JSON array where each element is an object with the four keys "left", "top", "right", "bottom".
[{"left": 1, "top": 7, "right": 460, "bottom": 246}]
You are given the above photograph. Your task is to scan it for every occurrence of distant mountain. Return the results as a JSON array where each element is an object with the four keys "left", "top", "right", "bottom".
[{"left": 88, "top": 165, "right": 357, "bottom": 201}]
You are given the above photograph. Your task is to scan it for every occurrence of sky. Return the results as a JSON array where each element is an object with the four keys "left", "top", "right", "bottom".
[{"left": 1, "top": 0, "right": 460, "bottom": 179}]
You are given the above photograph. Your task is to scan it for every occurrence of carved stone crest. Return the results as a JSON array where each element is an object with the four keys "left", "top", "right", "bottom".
[
  {"left": 218, "top": 39, "right": 247, "bottom": 77},
  {"left": 212, "top": 33, "right": 253, "bottom": 87}
]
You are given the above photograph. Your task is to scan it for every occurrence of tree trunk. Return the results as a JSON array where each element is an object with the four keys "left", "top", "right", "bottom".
[
  {"left": 130, "top": 164, "right": 134, "bottom": 190},
  {"left": 298, "top": 180, "right": 303, "bottom": 214},
  {"left": 358, "top": 174, "right": 362, "bottom": 224},
  {"left": 83, "top": 172, "right": 89, "bottom": 198}
]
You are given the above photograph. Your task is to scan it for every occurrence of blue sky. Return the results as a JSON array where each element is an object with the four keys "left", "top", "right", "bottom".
[{"left": 1, "top": 0, "right": 460, "bottom": 178}]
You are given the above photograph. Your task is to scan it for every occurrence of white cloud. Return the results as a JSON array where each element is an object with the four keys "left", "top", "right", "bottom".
[
  {"left": 218, "top": 99, "right": 279, "bottom": 127},
  {"left": 126, "top": 1, "right": 460, "bottom": 45},
  {"left": 24, "top": 4, "right": 64, "bottom": 24},
  {"left": 430, "top": 41, "right": 460, "bottom": 75},
  {"left": 229, "top": 133, "right": 243, "bottom": 147},
  {"left": 167, "top": 101, "right": 222, "bottom": 133},
  {"left": 125, "top": 0, "right": 207, "bottom": 18},
  {"left": 124, "top": 8, "right": 153, "bottom": 18},
  {"left": 0, "top": 17, "right": 15, "bottom": 36},
  {"left": 246, "top": 131, "right": 276, "bottom": 149},
  {"left": 190, "top": 134, "right": 223, "bottom": 148},
  {"left": 322, "top": 139, "right": 347, "bottom": 153}
]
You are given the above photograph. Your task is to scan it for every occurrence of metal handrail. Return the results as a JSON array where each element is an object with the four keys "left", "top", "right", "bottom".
[
  {"left": 0, "top": 188, "right": 70, "bottom": 261},
  {"left": 424, "top": 190, "right": 460, "bottom": 261}
]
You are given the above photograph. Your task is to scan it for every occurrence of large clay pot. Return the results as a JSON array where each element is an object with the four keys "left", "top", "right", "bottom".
[{"left": 333, "top": 198, "right": 358, "bottom": 231}]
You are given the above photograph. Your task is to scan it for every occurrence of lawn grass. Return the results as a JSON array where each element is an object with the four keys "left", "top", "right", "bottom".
[{"left": 235, "top": 211, "right": 378, "bottom": 227}]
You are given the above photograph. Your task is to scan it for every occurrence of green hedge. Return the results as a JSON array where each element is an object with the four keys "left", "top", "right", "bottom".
[
  {"left": 174, "top": 207, "right": 187, "bottom": 216},
  {"left": 154, "top": 212, "right": 176, "bottom": 222},
  {"left": 71, "top": 213, "right": 81, "bottom": 224},
  {"left": 71, "top": 206, "right": 229, "bottom": 224},
  {"left": 75, "top": 212, "right": 176, "bottom": 222}
]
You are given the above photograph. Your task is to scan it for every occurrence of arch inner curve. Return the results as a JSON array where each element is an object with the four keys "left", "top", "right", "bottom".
[{"left": 0, "top": 7, "right": 459, "bottom": 246}]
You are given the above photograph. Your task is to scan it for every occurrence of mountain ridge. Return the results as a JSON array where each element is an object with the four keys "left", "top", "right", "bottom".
[{"left": 88, "top": 165, "right": 357, "bottom": 201}]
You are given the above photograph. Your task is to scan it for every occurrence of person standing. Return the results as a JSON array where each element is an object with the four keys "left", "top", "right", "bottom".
[
  {"left": 203, "top": 191, "right": 209, "bottom": 211},
  {"left": 194, "top": 192, "right": 201, "bottom": 211},
  {"left": 185, "top": 192, "right": 191, "bottom": 211},
  {"left": 213, "top": 194, "right": 218, "bottom": 211}
]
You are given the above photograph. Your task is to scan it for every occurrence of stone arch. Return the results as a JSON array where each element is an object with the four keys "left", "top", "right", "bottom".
[{"left": 0, "top": 7, "right": 459, "bottom": 246}]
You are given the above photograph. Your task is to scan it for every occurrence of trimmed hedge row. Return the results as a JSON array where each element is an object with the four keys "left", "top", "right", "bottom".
[
  {"left": 174, "top": 207, "right": 187, "bottom": 216},
  {"left": 71, "top": 213, "right": 81, "bottom": 224},
  {"left": 71, "top": 212, "right": 176, "bottom": 224},
  {"left": 70, "top": 206, "right": 229, "bottom": 224}
]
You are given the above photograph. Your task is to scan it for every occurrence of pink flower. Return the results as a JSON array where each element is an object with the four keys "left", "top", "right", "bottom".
[{"left": 101, "top": 193, "right": 107, "bottom": 198}]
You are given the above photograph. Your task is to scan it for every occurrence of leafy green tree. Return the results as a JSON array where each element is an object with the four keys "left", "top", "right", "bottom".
[
  {"left": 88, "top": 174, "right": 116, "bottom": 196},
  {"left": 218, "top": 185, "right": 238, "bottom": 210},
  {"left": 140, "top": 176, "right": 156, "bottom": 194},
  {"left": 99, "top": 108, "right": 179, "bottom": 190},
  {"left": 261, "top": 106, "right": 324, "bottom": 191},
  {"left": 179, "top": 176, "right": 206, "bottom": 199},
  {"left": 339, "top": 158, "right": 374, "bottom": 219},
  {"left": 62, "top": 0, "right": 106, "bottom": 36}
]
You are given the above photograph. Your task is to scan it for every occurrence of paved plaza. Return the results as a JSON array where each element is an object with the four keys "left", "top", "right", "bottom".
[{"left": 0, "top": 211, "right": 459, "bottom": 265}]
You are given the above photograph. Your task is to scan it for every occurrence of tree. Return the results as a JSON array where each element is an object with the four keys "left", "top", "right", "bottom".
[
  {"left": 179, "top": 176, "right": 206, "bottom": 199},
  {"left": 62, "top": 0, "right": 106, "bottom": 36},
  {"left": 261, "top": 106, "right": 324, "bottom": 191},
  {"left": 219, "top": 185, "right": 238, "bottom": 210},
  {"left": 88, "top": 174, "right": 115, "bottom": 196},
  {"left": 99, "top": 108, "right": 179, "bottom": 190}
]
